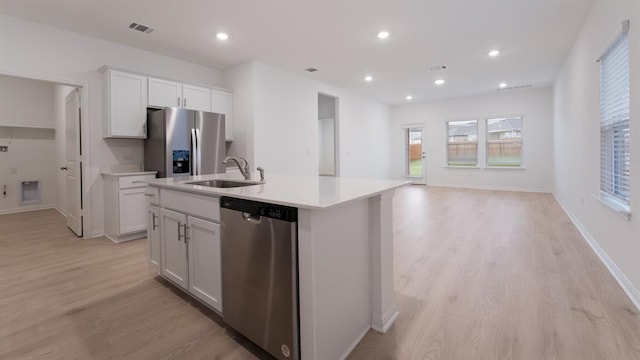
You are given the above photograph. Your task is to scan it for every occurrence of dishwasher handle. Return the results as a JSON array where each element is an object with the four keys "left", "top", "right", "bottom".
[{"left": 242, "top": 212, "right": 262, "bottom": 224}]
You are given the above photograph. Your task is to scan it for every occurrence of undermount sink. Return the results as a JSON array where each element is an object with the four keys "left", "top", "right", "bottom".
[{"left": 185, "top": 179, "right": 263, "bottom": 188}]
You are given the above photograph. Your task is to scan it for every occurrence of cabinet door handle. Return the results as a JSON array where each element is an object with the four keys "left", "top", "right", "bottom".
[
  {"left": 144, "top": 193, "right": 154, "bottom": 197},
  {"left": 177, "top": 97, "right": 180, "bottom": 106},
  {"left": 177, "top": 221, "right": 184, "bottom": 241},
  {"left": 152, "top": 214, "right": 158, "bottom": 230},
  {"left": 184, "top": 225, "right": 190, "bottom": 243},
  {"left": 183, "top": 97, "right": 187, "bottom": 107}
]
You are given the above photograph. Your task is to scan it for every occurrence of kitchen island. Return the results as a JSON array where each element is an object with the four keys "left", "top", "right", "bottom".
[{"left": 145, "top": 172, "right": 408, "bottom": 360}]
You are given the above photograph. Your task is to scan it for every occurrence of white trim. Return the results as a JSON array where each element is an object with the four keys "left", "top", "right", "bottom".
[
  {"left": 596, "top": 19, "right": 630, "bottom": 62},
  {"left": 553, "top": 194, "right": 640, "bottom": 312},
  {"left": 427, "top": 183, "right": 549, "bottom": 193},
  {"left": 593, "top": 193, "right": 631, "bottom": 220},
  {"left": 484, "top": 166, "right": 526, "bottom": 170},
  {"left": 55, "top": 207, "right": 67, "bottom": 217},
  {"left": 337, "top": 325, "right": 370, "bottom": 360},
  {"left": 444, "top": 165, "right": 481, "bottom": 169},
  {"left": 371, "top": 304, "right": 400, "bottom": 333},
  {"left": 0, "top": 204, "right": 57, "bottom": 215},
  {"left": 105, "top": 231, "right": 146, "bottom": 243},
  {"left": 88, "top": 230, "right": 105, "bottom": 239}
]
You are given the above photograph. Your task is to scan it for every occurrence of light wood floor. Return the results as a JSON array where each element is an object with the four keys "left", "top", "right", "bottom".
[{"left": 1, "top": 186, "right": 640, "bottom": 359}]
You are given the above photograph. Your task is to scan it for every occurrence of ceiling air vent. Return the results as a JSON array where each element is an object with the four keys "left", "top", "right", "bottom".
[
  {"left": 128, "top": 22, "right": 154, "bottom": 34},
  {"left": 305, "top": 68, "right": 318, "bottom": 72},
  {"left": 497, "top": 84, "right": 532, "bottom": 91},
  {"left": 429, "top": 65, "right": 447, "bottom": 71}
]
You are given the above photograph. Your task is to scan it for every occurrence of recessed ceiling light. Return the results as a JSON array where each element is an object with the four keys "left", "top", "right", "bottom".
[
  {"left": 405, "top": 95, "right": 413, "bottom": 100},
  {"left": 364, "top": 75, "right": 373, "bottom": 82},
  {"left": 434, "top": 79, "right": 445, "bottom": 86},
  {"left": 499, "top": 82, "right": 507, "bottom": 88},
  {"left": 488, "top": 50, "right": 500, "bottom": 57},
  {"left": 377, "top": 31, "right": 390, "bottom": 39},
  {"left": 216, "top": 32, "right": 229, "bottom": 41}
]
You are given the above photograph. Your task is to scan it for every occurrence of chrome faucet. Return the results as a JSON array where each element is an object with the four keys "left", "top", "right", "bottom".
[{"left": 223, "top": 157, "right": 250, "bottom": 180}]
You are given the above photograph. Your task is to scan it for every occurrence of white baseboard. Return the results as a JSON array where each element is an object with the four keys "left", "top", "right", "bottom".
[
  {"left": 55, "top": 207, "right": 67, "bottom": 217},
  {"left": 371, "top": 304, "right": 400, "bottom": 333},
  {"left": 88, "top": 230, "right": 105, "bottom": 239},
  {"left": 427, "top": 183, "right": 549, "bottom": 193},
  {"left": 338, "top": 325, "right": 371, "bottom": 360},
  {"left": 0, "top": 203, "right": 56, "bottom": 215},
  {"left": 553, "top": 193, "right": 640, "bottom": 312}
]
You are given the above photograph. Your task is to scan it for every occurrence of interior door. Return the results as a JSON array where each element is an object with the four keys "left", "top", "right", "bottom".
[
  {"left": 64, "top": 89, "right": 83, "bottom": 236},
  {"left": 402, "top": 125, "right": 426, "bottom": 184}
]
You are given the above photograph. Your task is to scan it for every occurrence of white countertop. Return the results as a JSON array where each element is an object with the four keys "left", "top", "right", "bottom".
[{"left": 146, "top": 172, "right": 409, "bottom": 209}]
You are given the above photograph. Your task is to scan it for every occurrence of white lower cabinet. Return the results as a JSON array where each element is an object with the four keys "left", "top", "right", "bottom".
[
  {"left": 161, "top": 208, "right": 189, "bottom": 289},
  {"left": 151, "top": 190, "right": 222, "bottom": 313},
  {"left": 188, "top": 216, "right": 222, "bottom": 311},
  {"left": 147, "top": 205, "right": 161, "bottom": 272}
]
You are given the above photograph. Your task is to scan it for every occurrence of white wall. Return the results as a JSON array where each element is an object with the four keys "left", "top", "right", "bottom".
[
  {"left": 0, "top": 76, "right": 58, "bottom": 214},
  {"left": 247, "top": 62, "right": 393, "bottom": 179},
  {"left": 0, "top": 14, "right": 223, "bottom": 237},
  {"left": 553, "top": 0, "right": 640, "bottom": 305},
  {"left": 391, "top": 87, "right": 554, "bottom": 192},
  {"left": 223, "top": 62, "right": 255, "bottom": 168}
]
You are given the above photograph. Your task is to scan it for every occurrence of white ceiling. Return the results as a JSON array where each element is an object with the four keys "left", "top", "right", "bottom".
[{"left": 0, "top": 0, "right": 594, "bottom": 105}]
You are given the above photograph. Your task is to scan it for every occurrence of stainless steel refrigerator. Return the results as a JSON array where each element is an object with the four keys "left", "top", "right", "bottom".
[{"left": 144, "top": 107, "right": 226, "bottom": 178}]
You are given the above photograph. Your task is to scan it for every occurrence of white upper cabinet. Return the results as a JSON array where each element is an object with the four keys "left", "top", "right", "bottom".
[
  {"left": 182, "top": 84, "right": 211, "bottom": 111},
  {"left": 103, "top": 70, "right": 147, "bottom": 138},
  {"left": 149, "top": 78, "right": 212, "bottom": 112},
  {"left": 211, "top": 90, "right": 233, "bottom": 141},
  {"left": 148, "top": 78, "right": 182, "bottom": 108}
]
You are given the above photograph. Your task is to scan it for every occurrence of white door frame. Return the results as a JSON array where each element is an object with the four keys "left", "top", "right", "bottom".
[
  {"left": 401, "top": 124, "right": 426, "bottom": 185},
  {"left": 318, "top": 92, "right": 340, "bottom": 176}
]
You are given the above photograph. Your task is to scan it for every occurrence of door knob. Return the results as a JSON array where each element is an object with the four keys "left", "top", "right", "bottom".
[{"left": 60, "top": 166, "right": 68, "bottom": 170}]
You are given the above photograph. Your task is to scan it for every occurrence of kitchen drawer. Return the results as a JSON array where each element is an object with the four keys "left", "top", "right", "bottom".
[
  {"left": 119, "top": 174, "right": 156, "bottom": 189},
  {"left": 145, "top": 186, "right": 161, "bottom": 206},
  {"left": 161, "top": 189, "right": 220, "bottom": 222}
]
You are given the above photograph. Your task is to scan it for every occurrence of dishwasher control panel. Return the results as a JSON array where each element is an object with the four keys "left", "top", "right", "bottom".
[{"left": 220, "top": 197, "right": 297, "bottom": 222}]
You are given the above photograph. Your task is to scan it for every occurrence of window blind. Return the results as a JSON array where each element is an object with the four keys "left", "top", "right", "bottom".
[{"left": 599, "top": 29, "right": 630, "bottom": 205}]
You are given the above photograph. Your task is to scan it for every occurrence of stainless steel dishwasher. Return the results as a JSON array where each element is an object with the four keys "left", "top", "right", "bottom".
[{"left": 220, "top": 197, "right": 299, "bottom": 360}]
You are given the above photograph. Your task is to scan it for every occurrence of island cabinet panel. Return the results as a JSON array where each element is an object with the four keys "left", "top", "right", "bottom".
[
  {"left": 161, "top": 208, "right": 189, "bottom": 289},
  {"left": 147, "top": 205, "right": 161, "bottom": 272},
  {"left": 149, "top": 188, "right": 223, "bottom": 313},
  {"left": 188, "top": 216, "right": 222, "bottom": 312}
]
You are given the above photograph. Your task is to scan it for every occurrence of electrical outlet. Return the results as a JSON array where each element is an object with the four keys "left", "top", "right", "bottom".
[{"left": 0, "top": 146, "right": 8, "bottom": 153}]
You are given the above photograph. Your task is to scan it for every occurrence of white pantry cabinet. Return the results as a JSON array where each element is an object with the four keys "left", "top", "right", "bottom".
[
  {"left": 148, "top": 78, "right": 211, "bottom": 112},
  {"left": 103, "top": 172, "right": 157, "bottom": 243},
  {"left": 102, "top": 69, "right": 148, "bottom": 138},
  {"left": 151, "top": 188, "right": 222, "bottom": 312},
  {"left": 211, "top": 89, "right": 233, "bottom": 141}
]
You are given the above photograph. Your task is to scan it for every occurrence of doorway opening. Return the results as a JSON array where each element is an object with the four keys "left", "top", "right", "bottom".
[
  {"left": 402, "top": 125, "right": 426, "bottom": 184},
  {"left": 318, "top": 93, "right": 339, "bottom": 176},
  {"left": 0, "top": 73, "right": 84, "bottom": 236}
]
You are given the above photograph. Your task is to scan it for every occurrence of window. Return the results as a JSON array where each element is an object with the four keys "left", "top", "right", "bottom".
[
  {"left": 599, "top": 26, "right": 630, "bottom": 209},
  {"left": 447, "top": 120, "right": 477, "bottom": 166},
  {"left": 486, "top": 117, "right": 523, "bottom": 167}
]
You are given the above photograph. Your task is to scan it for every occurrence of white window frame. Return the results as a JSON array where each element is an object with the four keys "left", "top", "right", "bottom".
[
  {"left": 598, "top": 20, "right": 631, "bottom": 219},
  {"left": 485, "top": 116, "right": 524, "bottom": 168},
  {"left": 446, "top": 119, "right": 478, "bottom": 167}
]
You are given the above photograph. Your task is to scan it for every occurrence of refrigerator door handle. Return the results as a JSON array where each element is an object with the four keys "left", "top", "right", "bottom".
[
  {"left": 191, "top": 128, "right": 197, "bottom": 175},
  {"left": 195, "top": 128, "right": 202, "bottom": 176}
]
